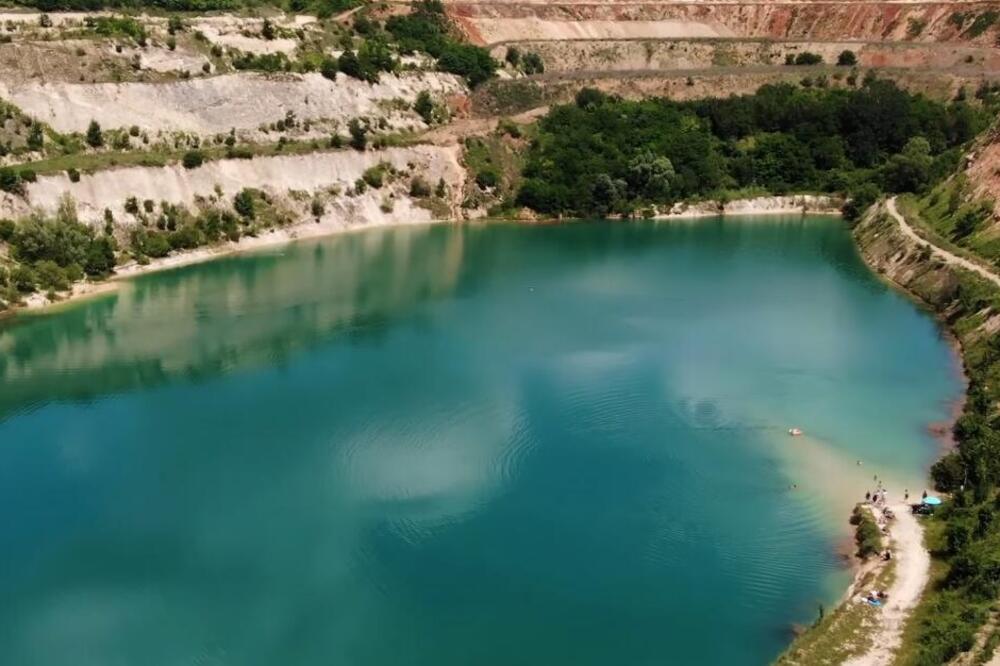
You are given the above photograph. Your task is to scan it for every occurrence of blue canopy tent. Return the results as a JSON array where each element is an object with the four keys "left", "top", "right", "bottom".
[{"left": 923, "top": 496, "right": 943, "bottom": 506}]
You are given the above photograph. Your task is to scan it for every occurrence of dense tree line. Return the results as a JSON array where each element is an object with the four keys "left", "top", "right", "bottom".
[
  {"left": 515, "top": 80, "right": 989, "bottom": 218},
  {"left": 910, "top": 324, "right": 1000, "bottom": 664}
]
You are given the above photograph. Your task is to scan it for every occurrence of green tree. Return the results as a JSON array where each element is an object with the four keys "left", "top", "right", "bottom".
[
  {"left": 626, "top": 151, "right": 675, "bottom": 200},
  {"left": 837, "top": 50, "right": 858, "bottom": 66},
  {"left": 884, "top": 136, "right": 933, "bottom": 193},
  {"left": 414, "top": 91, "right": 435, "bottom": 123},
  {"left": 320, "top": 57, "right": 338, "bottom": 80},
  {"left": 233, "top": 189, "right": 256, "bottom": 219},
  {"left": 505, "top": 46, "right": 520, "bottom": 67},
  {"left": 27, "top": 123, "right": 44, "bottom": 152},
  {"left": 348, "top": 119, "right": 367, "bottom": 151},
  {"left": 182, "top": 150, "right": 204, "bottom": 169},
  {"left": 841, "top": 182, "right": 881, "bottom": 222},
  {"left": 86, "top": 120, "right": 103, "bottom": 148},
  {"left": 521, "top": 52, "right": 544, "bottom": 75},
  {"left": 84, "top": 236, "right": 116, "bottom": 276},
  {"left": 260, "top": 18, "right": 275, "bottom": 40}
]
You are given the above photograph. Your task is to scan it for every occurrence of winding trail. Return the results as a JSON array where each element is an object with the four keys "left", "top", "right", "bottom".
[
  {"left": 844, "top": 503, "right": 930, "bottom": 666},
  {"left": 886, "top": 196, "right": 1000, "bottom": 289}
]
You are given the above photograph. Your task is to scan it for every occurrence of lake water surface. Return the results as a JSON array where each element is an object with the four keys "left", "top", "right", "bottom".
[{"left": 0, "top": 217, "right": 961, "bottom": 665}]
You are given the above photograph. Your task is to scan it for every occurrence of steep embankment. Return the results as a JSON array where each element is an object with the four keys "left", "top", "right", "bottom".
[
  {"left": 488, "top": 38, "right": 1000, "bottom": 74},
  {"left": 0, "top": 145, "right": 465, "bottom": 223},
  {"left": 0, "top": 71, "right": 464, "bottom": 136},
  {"left": 450, "top": 1, "right": 1000, "bottom": 46},
  {"left": 966, "top": 122, "right": 1000, "bottom": 218}
]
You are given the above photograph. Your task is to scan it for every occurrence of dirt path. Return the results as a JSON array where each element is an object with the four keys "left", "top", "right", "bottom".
[
  {"left": 422, "top": 106, "right": 549, "bottom": 144},
  {"left": 843, "top": 503, "right": 930, "bottom": 666},
  {"left": 886, "top": 197, "right": 1000, "bottom": 289}
]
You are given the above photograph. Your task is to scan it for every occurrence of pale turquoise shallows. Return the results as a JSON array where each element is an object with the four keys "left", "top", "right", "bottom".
[{"left": 0, "top": 217, "right": 960, "bottom": 665}]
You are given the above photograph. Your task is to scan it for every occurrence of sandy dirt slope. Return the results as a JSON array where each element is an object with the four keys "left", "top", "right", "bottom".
[
  {"left": 964, "top": 124, "right": 1000, "bottom": 218},
  {"left": 0, "top": 71, "right": 465, "bottom": 135},
  {"left": 450, "top": 1, "right": 1000, "bottom": 45},
  {"left": 490, "top": 38, "right": 1000, "bottom": 73},
  {"left": 0, "top": 145, "right": 464, "bottom": 223}
]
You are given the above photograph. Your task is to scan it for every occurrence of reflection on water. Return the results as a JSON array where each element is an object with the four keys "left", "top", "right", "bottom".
[
  {"left": 0, "top": 217, "right": 961, "bottom": 666},
  {"left": 0, "top": 224, "right": 466, "bottom": 419}
]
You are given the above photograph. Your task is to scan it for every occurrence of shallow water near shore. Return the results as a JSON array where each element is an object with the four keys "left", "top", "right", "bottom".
[{"left": 0, "top": 216, "right": 960, "bottom": 665}]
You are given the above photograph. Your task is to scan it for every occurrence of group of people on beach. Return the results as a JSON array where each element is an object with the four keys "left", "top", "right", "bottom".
[{"left": 865, "top": 476, "right": 897, "bottom": 558}]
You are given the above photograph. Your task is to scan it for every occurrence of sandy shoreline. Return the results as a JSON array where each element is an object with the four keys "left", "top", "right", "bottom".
[
  {"left": 8, "top": 196, "right": 842, "bottom": 317},
  {"left": 12, "top": 215, "right": 451, "bottom": 316},
  {"left": 843, "top": 502, "right": 930, "bottom": 666}
]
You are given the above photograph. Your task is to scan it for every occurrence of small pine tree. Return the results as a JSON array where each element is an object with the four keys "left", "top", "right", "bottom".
[{"left": 86, "top": 120, "right": 103, "bottom": 148}]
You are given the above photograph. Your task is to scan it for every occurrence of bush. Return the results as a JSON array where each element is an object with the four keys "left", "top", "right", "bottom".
[
  {"left": 0, "top": 219, "right": 14, "bottom": 242},
  {"left": 320, "top": 57, "right": 338, "bottom": 81},
  {"left": 0, "top": 168, "right": 22, "bottom": 194},
  {"left": 841, "top": 183, "right": 882, "bottom": 223},
  {"left": 437, "top": 43, "right": 497, "bottom": 87},
  {"left": 67, "top": 168, "right": 81, "bottom": 183},
  {"left": 414, "top": 91, "right": 435, "bottom": 124},
  {"left": 311, "top": 198, "right": 325, "bottom": 218},
  {"left": 233, "top": 189, "right": 256, "bottom": 219},
  {"left": 521, "top": 52, "right": 544, "bottom": 75},
  {"left": 182, "top": 150, "right": 204, "bottom": 169},
  {"left": 852, "top": 506, "right": 883, "bottom": 559},
  {"left": 86, "top": 120, "right": 103, "bottom": 148},
  {"left": 362, "top": 164, "right": 387, "bottom": 188},
  {"left": 837, "top": 50, "right": 858, "bottom": 66},
  {"left": 409, "top": 176, "right": 431, "bottom": 197},
  {"left": 475, "top": 169, "right": 499, "bottom": 190},
  {"left": 83, "top": 235, "right": 116, "bottom": 276},
  {"left": 348, "top": 119, "right": 367, "bottom": 151},
  {"left": 143, "top": 233, "right": 171, "bottom": 258},
  {"left": 787, "top": 52, "right": 823, "bottom": 66}
]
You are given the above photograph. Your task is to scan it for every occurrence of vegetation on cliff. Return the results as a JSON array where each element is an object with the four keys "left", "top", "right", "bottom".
[{"left": 515, "top": 80, "right": 989, "bottom": 219}]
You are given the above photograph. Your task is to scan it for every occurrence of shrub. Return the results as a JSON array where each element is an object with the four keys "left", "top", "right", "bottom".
[
  {"left": 311, "top": 199, "right": 325, "bottom": 218},
  {"left": 410, "top": 176, "right": 431, "bottom": 197},
  {"left": 143, "top": 233, "right": 171, "bottom": 258},
  {"left": 320, "top": 57, "right": 338, "bottom": 80},
  {"left": 0, "top": 168, "right": 22, "bottom": 194},
  {"left": 0, "top": 219, "right": 15, "bottom": 242},
  {"left": 84, "top": 235, "right": 116, "bottom": 276},
  {"left": 842, "top": 183, "right": 882, "bottom": 223},
  {"left": 475, "top": 169, "right": 499, "bottom": 190},
  {"left": 182, "top": 150, "right": 204, "bottom": 169},
  {"left": 85, "top": 120, "right": 103, "bottom": 148},
  {"left": 837, "top": 50, "right": 858, "bottom": 66},
  {"left": 521, "top": 52, "right": 544, "bottom": 75},
  {"left": 414, "top": 91, "right": 435, "bottom": 124},
  {"left": 233, "top": 189, "right": 256, "bottom": 219},
  {"left": 362, "top": 164, "right": 386, "bottom": 188},
  {"left": 348, "top": 119, "right": 368, "bottom": 151},
  {"left": 67, "top": 168, "right": 81, "bottom": 182},
  {"left": 852, "top": 506, "right": 883, "bottom": 559}
]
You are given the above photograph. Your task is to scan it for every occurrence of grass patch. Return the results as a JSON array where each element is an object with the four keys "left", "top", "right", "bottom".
[{"left": 778, "top": 559, "right": 896, "bottom": 665}]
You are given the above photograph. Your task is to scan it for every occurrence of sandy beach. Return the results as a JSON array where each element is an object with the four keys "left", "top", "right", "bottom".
[{"left": 843, "top": 502, "right": 931, "bottom": 666}]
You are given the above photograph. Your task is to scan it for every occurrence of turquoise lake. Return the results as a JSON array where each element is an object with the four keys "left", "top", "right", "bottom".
[{"left": 0, "top": 217, "right": 961, "bottom": 665}]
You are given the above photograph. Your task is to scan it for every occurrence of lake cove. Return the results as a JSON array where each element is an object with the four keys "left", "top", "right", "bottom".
[{"left": 0, "top": 217, "right": 961, "bottom": 665}]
